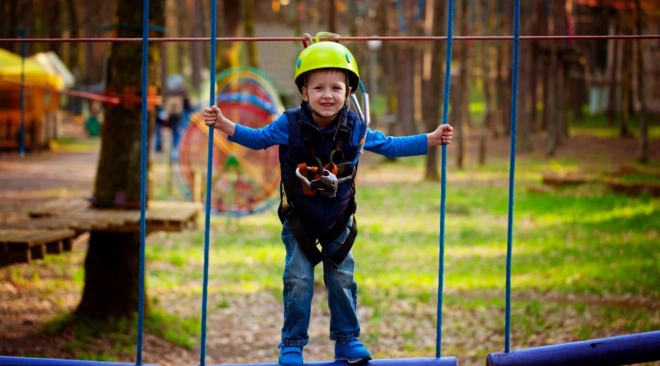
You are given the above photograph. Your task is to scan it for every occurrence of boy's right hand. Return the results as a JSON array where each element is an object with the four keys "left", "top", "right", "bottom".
[{"left": 203, "top": 105, "right": 223, "bottom": 126}]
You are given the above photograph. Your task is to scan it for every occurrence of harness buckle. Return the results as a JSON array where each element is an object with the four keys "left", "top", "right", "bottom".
[{"left": 296, "top": 164, "right": 340, "bottom": 198}]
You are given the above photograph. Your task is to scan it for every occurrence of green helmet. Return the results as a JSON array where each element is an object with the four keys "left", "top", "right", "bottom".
[{"left": 294, "top": 41, "right": 360, "bottom": 93}]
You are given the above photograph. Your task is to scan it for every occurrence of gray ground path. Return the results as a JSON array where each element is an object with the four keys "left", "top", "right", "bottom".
[{"left": 0, "top": 148, "right": 97, "bottom": 223}]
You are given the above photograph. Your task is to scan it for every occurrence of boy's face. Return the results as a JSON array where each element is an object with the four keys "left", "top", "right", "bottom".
[{"left": 301, "top": 69, "right": 350, "bottom": 125}]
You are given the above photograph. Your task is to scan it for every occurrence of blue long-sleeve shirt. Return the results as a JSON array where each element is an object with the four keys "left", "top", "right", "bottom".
[{"left": 228, "top": 112, "right": 429, "bottom": 158}]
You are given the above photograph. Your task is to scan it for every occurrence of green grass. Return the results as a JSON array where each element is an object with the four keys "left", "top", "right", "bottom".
[
  {"left": 52, "top": 136, "right": 100, "bottom": 153},
  {"left": 42, "top": 308, "right": 199, "bottom": 360},
  {"left": 569, "top": 111, "right": 660, "bottom": 139}
]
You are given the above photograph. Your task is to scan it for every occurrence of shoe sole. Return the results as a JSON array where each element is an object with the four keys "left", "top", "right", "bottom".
[{"left": 336, "top": 355, "right": 373, "bottom": 364}]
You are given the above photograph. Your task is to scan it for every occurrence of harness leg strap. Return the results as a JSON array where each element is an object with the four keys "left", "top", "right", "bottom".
[
  {"left": 286, "top": 210, "right": 324, "bottom": 266},
  {"left": 325, "top": 216, "right": 358, "bottom": 268}
]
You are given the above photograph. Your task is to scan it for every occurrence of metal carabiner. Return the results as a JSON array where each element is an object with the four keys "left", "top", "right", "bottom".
[{"left": 329, "top": 149, "right": 345, "bottom": 166}]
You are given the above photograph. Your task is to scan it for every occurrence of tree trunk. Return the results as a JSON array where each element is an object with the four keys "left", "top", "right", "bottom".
[
  {"left": 455, "top": 0, "right": 469, "bottom": 169},
  {"left": 45, "top": 0, "right": 61, "bottom": 55},
  {"left": 607, "top": 16, "right": 620, "bottom": 126},
  {"left": 397, "top": 47, "right": 416, "bottom": 136},
  {"left": 571, "top": 62, "right": 584, "bottom": 123},
  {"left": 217, "top": 0, "right": 242, "bottom": 71},
  {"left": 175, "top": 0, "right": 187, "bottom": 74},
  {"left": 77, "top": 231, "right": 144, "bottom": 318},
  {"left": 530, "top": 42, "right": 539, "bottom": 132},
  {"left": 77, "top": 0, "right": 164, "bottom": 320},
  {"left": 191, "top": 0, "right": 204, "bottom": 94},
  {"left": 478, "top": 0, "right": 492, "bottom": 165},
  {"left": 0, "top": 0, "right": 21, "bottom": 53},
  {"left": 328, "top": 0, "right": 336, "bottom": 33},
  {"left": 378, "top": 0, "right": 399, "bottom": 153},
  {"left": 557, "top": 5, "right": 569, "bottom": 142},
  {"left": 635, "top": 0, "right": 648, "bottom": 163},
  {"left": 545, "top": 1, "right": 559, "bottom": 157},
  {"left": 620, "top": 38, "right": 632, "bottom": 138},
  {"left": 517, "top": 27, "right": 532, "bottom": 153},
  {"left": 422, "top": 0, "right": 446, "bottom": 180},
  {"left": 500, "top": 0, "right": 513, "bottom": 138},
  {"left": 557, "top": 56, "right": 568, "bottom": 141},
  {"left": 65, "top": 0, "right": 79, "bottom": 82},
  {"left": 244, "top": 0, "right": 258, "bottom": 68},
  {"left": 82, "top": 1, "right": 110, "bottom": 86}
]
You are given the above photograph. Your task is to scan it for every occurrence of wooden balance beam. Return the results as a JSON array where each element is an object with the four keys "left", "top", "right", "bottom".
[{"left": 0, "top": 229, "right": 76, "bottom": 266}]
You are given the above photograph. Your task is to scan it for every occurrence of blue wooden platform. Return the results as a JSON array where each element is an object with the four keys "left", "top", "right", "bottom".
[
  {"left": 212, "top": 357, "right": 458, "bottom": 366},
  {"left": 0, "top": 356, "right": 156, "bottom": 366},
  {"left": 487, "top": 330, "right": 660, "bottom": 366}
]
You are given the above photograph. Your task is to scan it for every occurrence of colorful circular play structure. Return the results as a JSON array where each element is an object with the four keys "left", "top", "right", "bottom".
[{"left": 175, "top": 66, "right": 284, "bottom": 217}]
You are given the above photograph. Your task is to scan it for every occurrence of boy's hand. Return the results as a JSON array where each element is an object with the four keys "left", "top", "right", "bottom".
[
  {"left": 427, "top": 124, "right": 453, "bottom": 146},
  {"left": 203, "top": 105, "right": 223, "bottom": 126}
]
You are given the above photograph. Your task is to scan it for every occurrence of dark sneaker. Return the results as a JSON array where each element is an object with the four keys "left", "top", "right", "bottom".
[
  {"left": 334, "top": 339, "right": 373, "bottom": 364},
  {"left": 278, "top": 345, "right": 303, "bottom": 366}
]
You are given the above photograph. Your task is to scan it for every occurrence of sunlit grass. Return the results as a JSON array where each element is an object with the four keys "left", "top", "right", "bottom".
[
  {"left": 51, "top": 136, "right": 100, "bottom": 153},
  {"left": 143, "top": 162, "right": 660, "bottom": 301}
]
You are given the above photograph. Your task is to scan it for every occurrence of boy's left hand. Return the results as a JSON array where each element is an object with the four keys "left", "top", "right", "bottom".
[{"left": 427, "top": 124, "right": 453, "bottom": 146}]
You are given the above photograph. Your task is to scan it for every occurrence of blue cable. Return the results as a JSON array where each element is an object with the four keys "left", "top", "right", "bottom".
[
  {"left": 436, "top": 0, "right": 455, "bottom": 359},
  {"left": 18, "top": 27, "right": 25, "bottom": 157},
  {"left": 136, "top": 0, "right": 150, "bottom": 364},
  {"left": 504, "top": 0, "right": 521, "bottom": 354},
  {"left": 200, "top": 0, "right": 217, "bottom": 365}
]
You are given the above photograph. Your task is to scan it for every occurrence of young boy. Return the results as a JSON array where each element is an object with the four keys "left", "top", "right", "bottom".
[{"left": 203, "top": 40, "right": 453, "bottom": 366}]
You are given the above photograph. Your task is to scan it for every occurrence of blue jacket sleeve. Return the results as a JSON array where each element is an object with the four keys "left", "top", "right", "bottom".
[
  {"left": 227, "top": 113, "right": 289, "bottom": 149},
  {"left": 363, "top": 128, "right": 428, "bottom": 158}
]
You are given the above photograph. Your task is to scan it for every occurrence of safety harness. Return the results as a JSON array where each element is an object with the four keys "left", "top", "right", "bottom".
[{"left": 278, "top": 108, "right": 358, "bottom": 267}]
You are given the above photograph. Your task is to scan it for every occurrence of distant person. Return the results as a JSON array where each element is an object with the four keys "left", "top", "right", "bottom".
[
  {"left": 154, "top": 106, "right": 168, "bottom": 153},
  {"left": 180, "top": 97, "right": 197, "bottom": 131},
  {"left": 85, "top": 101, "right": 102, "bottom": 137},
  {"left": 203, "top": 39, "right": 453, "bottom": 366},
  {"left": 167, "top": 108, "right": 182, "bottom": 161}
]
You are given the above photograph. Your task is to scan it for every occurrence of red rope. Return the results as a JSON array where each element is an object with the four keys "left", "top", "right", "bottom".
[
  {"left": 0, "top": 35, "right": 658, "bottom": 43},
  {"left": 0, "top": 79, "right": 161, "bottom": 106}
]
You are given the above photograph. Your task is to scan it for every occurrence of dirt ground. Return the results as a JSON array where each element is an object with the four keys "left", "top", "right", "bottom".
[{"left": 0, "top": 121, "right": 658, "bottom": 365}]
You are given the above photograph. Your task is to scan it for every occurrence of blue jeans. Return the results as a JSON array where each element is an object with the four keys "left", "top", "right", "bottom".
[{"left": 280, "top": 218, "right": 360, "bottom": 347}]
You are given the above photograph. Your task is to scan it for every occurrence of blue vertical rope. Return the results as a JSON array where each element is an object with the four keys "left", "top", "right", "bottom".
[
  {"left": 504, "top": 0, "right": 521, "bottom": 354},
  {"left": 135, "top": 0, "right": 150, "bottom": 364},
  {"left": 199, "top": 1, "right": 217, "bottom": 365},
  {"left": 18, "top": 27, "right": 25, "bottom": 156},
  {"left": 436, "top": 0, "right": 455, "bottom": 359}
]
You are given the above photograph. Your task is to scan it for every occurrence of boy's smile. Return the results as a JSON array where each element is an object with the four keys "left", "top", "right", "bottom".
[{"left": 302, "top": 69, "right": 350, "bottom": 128}]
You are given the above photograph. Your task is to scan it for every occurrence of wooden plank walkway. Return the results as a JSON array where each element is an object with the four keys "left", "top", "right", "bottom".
[
  {"left": 0, "top": 229, "right": 76, "bottom": 266},
  {"left": 24, "top": 198, "right": 200, "bottom": 232},
  {"left": 0, "top": 199, "right": 201, "bottom": 266}
]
